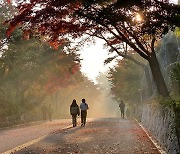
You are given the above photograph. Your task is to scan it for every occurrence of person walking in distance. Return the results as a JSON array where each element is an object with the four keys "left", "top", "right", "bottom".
[
  {"left": 70, "top": 99, "right": 80, "bottom": 127},
  {"left": 119, "top": 100, "right": 125, "bottom": 119},
  {"left": 80, "top": 98, "right": 89, "bottom": 127}
]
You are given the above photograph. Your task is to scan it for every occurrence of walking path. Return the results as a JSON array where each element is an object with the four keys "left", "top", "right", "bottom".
[
  {"left": 0, "top": 120, "right": 71, "bottom": 153},
  {"left": 0, "top": 118, "right": 162, "bottom": 154}
]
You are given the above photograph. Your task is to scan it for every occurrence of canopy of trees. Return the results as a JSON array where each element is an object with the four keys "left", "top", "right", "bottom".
[
  {"left": 0, "top": 1, "right": 105, "bottom": 126},
  {"left": 6, "top": 0, "right": 180, "bottom": 98},
  {"left": 0, "top": 35, "right": 81, "bottom": 118}
]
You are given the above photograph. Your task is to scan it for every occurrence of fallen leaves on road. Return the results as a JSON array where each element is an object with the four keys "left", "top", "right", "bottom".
[{"left": 14, "top": 119, "right": 160, "bottom": 154}]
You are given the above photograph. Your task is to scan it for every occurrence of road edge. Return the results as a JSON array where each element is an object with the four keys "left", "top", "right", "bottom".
[{"left": 134, "top": 118, "right": 167, "bottom": 154}]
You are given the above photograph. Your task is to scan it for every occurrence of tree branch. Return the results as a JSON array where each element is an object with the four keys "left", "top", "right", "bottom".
[
  {"left": 87, "top": 31, "right": 147, "bottom": 68},
  {"left": 122, "top": 23, "right": 150, "bottom": 55},
  {"left": 112, "top": 25, "right": 149, "bottom": 60},
  {"left": 151, "top": 36, "right": 156, "bottom": 53}
]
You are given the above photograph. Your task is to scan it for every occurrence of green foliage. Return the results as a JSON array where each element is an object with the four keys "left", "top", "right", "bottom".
[
  {"left": 175, "top": 27, "right": 180, "bottom": 37},
  {"left": 170, "top": 63, "right": 180, "bottom": 96},
  {"left": 0, "top": 1, "right": 17, "bottom": 48},
  {"left": 171, "top": 63, "right": 180, "bottom": 82},
  {"left": 0, "top": 33, "right": 82, "bottom": 120},
  {"left": 158, "top": 97, "right": 179, "bottom": 107},
  {"left": 108, "top": 54, "right": 144, "bottom": 103}
]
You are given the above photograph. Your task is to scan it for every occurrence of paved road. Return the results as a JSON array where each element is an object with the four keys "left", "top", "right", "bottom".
[
  {"left": 1, "top": 118, "right": 161, "bottom": 154},
  {"left": 0, "top": 120, "right": 72, "bottom": 153}
]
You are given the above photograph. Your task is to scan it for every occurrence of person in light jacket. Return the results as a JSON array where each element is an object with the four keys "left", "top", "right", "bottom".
[
  {"left": 70, "top": 99, "right": 80, "bottom": 127},
  {"left": 80, "top": 98, "right": 89, "bottom": 127}
]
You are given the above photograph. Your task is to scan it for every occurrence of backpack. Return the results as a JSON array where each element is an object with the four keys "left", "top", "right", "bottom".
[{"left": 70, "top": 106, "right": 78, "bottom": 114}]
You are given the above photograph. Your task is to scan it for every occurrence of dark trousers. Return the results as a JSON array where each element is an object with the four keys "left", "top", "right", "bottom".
[
  {"left": 72, "top": 114, "right": 77, "bottom": 126},
  {"left": 81, "top": 110, "right": 87, "bottom": 125},
  {"left": 120, "top": 109, "right": 125, "bottom": 118}
]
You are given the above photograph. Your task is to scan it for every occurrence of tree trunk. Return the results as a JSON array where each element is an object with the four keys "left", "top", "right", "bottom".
[
  {"left": 148, "top": 52, "right": 169, "bottom": 97},
  {"left": 144, "top": 66, "right": 153, "bottom": 97}
]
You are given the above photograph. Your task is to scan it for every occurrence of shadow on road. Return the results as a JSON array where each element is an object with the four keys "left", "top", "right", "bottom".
[{"left": 15, "top": 118, "right": 160, "bottom": 154}]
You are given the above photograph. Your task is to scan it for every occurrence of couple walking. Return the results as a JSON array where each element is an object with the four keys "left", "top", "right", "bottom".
[{"left": 70, "top": 98, "right": 89, "bottom": 127}]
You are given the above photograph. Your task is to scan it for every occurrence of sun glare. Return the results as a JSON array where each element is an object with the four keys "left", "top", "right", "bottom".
[{"left": 135, "top": 13, "right": 143, "bottom": 22}]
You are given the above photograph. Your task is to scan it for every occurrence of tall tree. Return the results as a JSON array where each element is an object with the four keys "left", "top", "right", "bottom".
[
  {"left": 6, "top": 0, "right": 180, "bottom": 97},
  {"left": 108, "top": 54, "right": 144, "bottom": 103},
  {"left": 0, "top": 2, "right": 85, "bottom": 119},
  {"left": 0, "top": 34, "right": 81, "bottom": 117}
]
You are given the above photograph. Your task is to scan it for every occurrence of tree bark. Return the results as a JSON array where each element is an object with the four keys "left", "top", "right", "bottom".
[{"left": 148, "top": 51, "right": 169, "bottom": 97}]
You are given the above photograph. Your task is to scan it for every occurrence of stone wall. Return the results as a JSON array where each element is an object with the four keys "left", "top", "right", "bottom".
[
  {"left": 138, "top": 103, "right": 179, "bottom": 154},
  {"left": 140, "top": 32, "right": 180, "bottom": 99}
]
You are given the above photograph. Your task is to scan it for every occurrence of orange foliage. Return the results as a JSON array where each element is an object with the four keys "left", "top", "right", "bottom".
[
  {"left": 109, "top": 38, "right": 122, "bottom": 45},
  {"left": 49, "top": 39, "right": 64, "bottom": 50},
  {"left": 43, "top": 61, "right": 80, "bottom": 94},
  {"left": 6, "top": 21, "right": 22, "bottom": 38},
  {"left": 22, "top": 30, "right": 30, "bottom": 40},
  {"left": 6, "top": 26, "right": 15, "bottom": 38}
]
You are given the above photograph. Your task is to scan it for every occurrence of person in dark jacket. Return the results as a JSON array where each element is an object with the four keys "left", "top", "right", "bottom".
[
  {"left": 119, "top": 100, "right": 125, "bottom": 119},
  {"left": 70, "top": 99, "right": 80, "bottom": 127}
]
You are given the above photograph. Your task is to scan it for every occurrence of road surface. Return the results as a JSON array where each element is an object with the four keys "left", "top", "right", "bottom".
[
  {"left": 0, "top": 118, "right": 161, "bottom": 154},
  {"left": 0, "top": 120, "right": 71, "bottom": 153}
]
